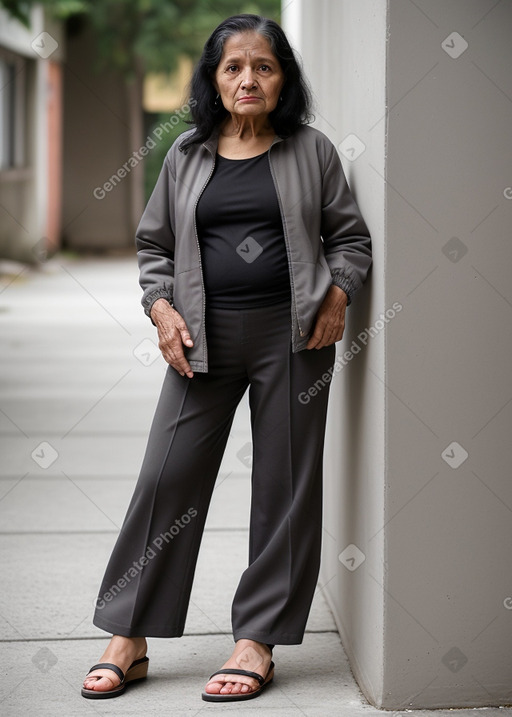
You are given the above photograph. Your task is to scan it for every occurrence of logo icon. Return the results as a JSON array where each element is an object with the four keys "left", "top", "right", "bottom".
[
  {"left": 441, "top": 646, "right": 468, "bottom": 673},
  {"left": 442, "top": 237, "right": 468, "bottom": 263},
  {"left": 236, "top": 236, "right": 263, "bottom": 264},
  {"left": 31, "top": 32, "right": 59, "bottom": 59},
  {"left": 133, "top": 338, "right": 160, "bottom": 366},
  {"left": 441, "top": 442, "right": 468, "bottom": 469},
  {"left": 32, "top": 647, "right": 58, "bottom": 673},
  {"left": 31, "top": 441, "right": 59, "bottom": 469},
  {"left": 236, "top": 442, "right": 253, "bottom": 468},
  {"left": 339, "top": 134, "right": 366, "bottom": 162},
  {"left": 442, "top": 32, "right": 468, "bottom": 59},
  {"left": 338, "top": 544, "right": 366, "bottom": 571}
]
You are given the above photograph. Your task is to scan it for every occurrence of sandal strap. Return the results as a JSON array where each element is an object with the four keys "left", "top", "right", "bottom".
[
  {"left": 208, "top": 662, "right": 274, "bottom": 686},
  {"left": 86, "top": 662, "right": 125, "bottom": 684}
]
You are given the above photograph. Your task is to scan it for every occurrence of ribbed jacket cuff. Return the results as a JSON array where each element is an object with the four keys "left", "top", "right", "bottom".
[
  {"left": 330, "top": 269, "right": 358, "bottom": 305},
  {"left": 142, "top": 287, "right": 173, "bottom": 323}
]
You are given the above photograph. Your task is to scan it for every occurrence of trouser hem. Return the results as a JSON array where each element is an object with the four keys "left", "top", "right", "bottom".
[
  {"left": 93, "top": 614, "right": 185, "bottom": 638},
  {"left": 232, "top": 629, "right": 305, "bottom": 646}
]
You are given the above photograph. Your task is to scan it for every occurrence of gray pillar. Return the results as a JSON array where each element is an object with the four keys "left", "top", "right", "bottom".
[{"left": 283, "top": 0, "right": 512, "bottom": 709}]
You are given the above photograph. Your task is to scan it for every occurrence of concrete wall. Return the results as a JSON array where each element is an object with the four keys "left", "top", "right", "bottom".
[
  {"left": 284, "top": 0, "right": 512, "bottom": 710},
  {"left": 283, "top": 0, "right": 388, "bottom": 706}
]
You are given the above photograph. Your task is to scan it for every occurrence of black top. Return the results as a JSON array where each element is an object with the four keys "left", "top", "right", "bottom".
[{"left": 196, "top": 151, "right": 291, "bottom": 309}]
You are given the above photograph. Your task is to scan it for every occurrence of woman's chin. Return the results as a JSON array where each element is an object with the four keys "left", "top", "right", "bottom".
[{"left": 232, "top": 104, "right": 267, "bottom": 117}]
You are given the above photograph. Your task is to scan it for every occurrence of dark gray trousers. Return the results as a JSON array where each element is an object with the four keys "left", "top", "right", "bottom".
[{"left": 93, "top": 300, "right": 335, "bottom": 644}]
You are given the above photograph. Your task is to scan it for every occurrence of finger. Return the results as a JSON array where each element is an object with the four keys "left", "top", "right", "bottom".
[
  {"left": 332, "top": 319, "right": 346, "bottom": 344},
  {"left": 169, "top": 354, "right": 194, "bottom": 378},
  {"left": 174, "top": 321, "right": 193, "bottom": 348},
  {"left": 157, "top": 312, "right": 193, "bottom": 349},
  {"left": 319, "top": 325, "right": 342, "bottom": 348},
  {"left": 322, "top": 325, "right": 339, "bottom": 348},
  {"left": 306, "top": 322, "right": 328, "bottom": 349},
  {"left": 169, "top": 360, "right": 194, "bottom": 378},
  {"left": 306, "top": 334, "right": 319, "bottom": 349},
  {"left": 161, "top": 343, "right": 194, "bottom": 377},
  {"left": 158, "top": 327, "right": 194, "bottom": 376},
  {"left": 308, "top": 322, "right": 342, "bottom": 350},
  {"left": 179, "top": 328, "right": 193, "bottom": 348}
]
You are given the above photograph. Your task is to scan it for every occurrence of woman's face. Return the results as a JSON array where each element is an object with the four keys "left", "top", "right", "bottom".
[{"left": 213, "top": 32, "right": 285, "bottom": 120}]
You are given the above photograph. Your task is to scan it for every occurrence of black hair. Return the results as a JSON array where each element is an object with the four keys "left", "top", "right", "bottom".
[{"left": 179, "top": 14, "right": 313, "bottom": 152}]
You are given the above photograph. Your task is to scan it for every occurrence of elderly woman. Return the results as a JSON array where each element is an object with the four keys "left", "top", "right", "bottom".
[{"left": 82, "top": 13, "right": 371, "bottom": 703}]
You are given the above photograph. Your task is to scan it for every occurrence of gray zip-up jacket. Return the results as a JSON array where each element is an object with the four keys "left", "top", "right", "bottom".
[{"left": 136, "top": 124, "right": 372, "bottom": 373}]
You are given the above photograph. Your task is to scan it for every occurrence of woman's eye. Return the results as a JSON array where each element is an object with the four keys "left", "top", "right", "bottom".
[
  {"left": 227, "top": 65, "right": 238, "bottom": 72},
  {"left": 259, "top": 65, "right": 270, "bottom": 72}
]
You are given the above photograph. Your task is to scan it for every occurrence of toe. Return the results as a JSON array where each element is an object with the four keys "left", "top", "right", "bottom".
[
  {"left": 83, "top": 673, "right": 117, "bottom": 692},
  {"left": 219, "top": 681, "right": 235, "bottom": 694},
  {"left": 205, "top": 680, "right": 223, "bottom": 694},
  {"left": 212, "top": 675, "right": 258, "bottom": 695}
]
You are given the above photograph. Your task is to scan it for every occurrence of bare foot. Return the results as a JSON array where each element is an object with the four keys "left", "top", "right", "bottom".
[
  {"left": 204, "top": 639, "right": 272, "bottom": 696},
  {"left": 83, "top": 635, "right": 147, "bottom": 693}
]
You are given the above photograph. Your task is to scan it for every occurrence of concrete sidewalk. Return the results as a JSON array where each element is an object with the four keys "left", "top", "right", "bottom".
[{"left": 0, "top": 254, "right": 509, "bottom": 716}]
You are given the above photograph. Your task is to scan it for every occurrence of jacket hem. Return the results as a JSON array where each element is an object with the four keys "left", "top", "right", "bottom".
[
  {"left": 292, "top": 336, "right": 309, "bottom": 352},
  {"left": 189, "top": 360, "right": 207, "bottom": 373}
]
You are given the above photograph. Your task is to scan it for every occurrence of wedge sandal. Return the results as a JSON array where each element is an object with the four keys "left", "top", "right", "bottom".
[
  {"left": 81, "top": 655, "right": 149, "bottom": 699},
  {"left": 201, "top": 660, "right": 275, "bottom": 702}
]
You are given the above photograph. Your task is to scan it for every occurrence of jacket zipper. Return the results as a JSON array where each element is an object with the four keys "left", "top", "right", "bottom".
[
  {"left": 268, "top": 141, "right": 305, "bottom": 341},
  {"left": 193, "top": 147, "right": 216, "bottom": 370}
]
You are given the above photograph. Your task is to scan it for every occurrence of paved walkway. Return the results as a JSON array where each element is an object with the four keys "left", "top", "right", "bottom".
[{"left": 0, "top": 254, "right": 509, "bottom": 716}]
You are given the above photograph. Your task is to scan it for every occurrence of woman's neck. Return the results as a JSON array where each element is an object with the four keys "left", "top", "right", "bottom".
[
  {"left": 221, "top": 114, "right": 274, "bottom": 140},
  {"left": 217, "top": 117, "right": 276, "bottom": 159}
]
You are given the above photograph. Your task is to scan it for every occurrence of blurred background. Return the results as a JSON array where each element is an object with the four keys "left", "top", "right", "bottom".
[{"left": 0, "top": 0, "right": 280, "bottom": 263}]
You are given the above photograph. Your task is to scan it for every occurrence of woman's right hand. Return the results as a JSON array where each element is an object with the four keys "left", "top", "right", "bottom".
[{"left": 150, "top": 298, "right": 194, "bottom": 378}]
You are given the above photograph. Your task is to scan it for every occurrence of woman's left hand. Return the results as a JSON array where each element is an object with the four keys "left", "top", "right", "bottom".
[{"left": 306, "top": 285, "right": 348, "bottom": 349}]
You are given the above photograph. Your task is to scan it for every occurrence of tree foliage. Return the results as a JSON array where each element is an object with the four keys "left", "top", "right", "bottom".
[
  {"left": 0, "top": 0, "right": 86, "bottom": 26},
  {"left": 1, "top": 0, "right": 281, "bottom": 77}
]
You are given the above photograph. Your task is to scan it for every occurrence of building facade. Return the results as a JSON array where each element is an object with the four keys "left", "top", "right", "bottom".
[{"left": 0, "top": 5, "right": 64, "bottom": 261}]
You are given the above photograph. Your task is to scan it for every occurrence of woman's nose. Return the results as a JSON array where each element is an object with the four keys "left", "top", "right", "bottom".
[{"left": 240, "top": 69, "right": 257, "bottom": 89}]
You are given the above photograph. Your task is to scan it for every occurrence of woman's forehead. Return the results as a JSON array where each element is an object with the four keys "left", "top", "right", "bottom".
[{"left": 220, "top": 32, "right": 275, "bottom": 59}]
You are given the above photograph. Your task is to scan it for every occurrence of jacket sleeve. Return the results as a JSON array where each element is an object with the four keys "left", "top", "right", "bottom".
[
  {"left": 135, "top": 151, "right": 176, "bottom": 320},
  {"left": 320, "top": 139, "right": 372, "bottom": 304}
]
